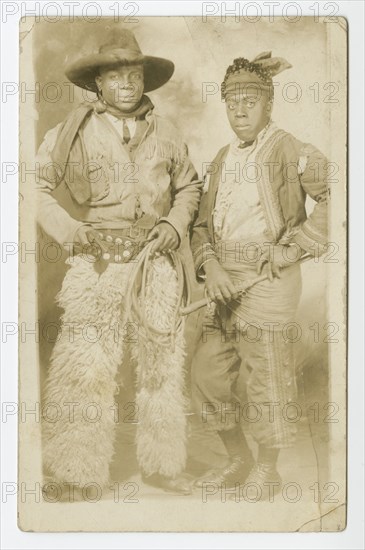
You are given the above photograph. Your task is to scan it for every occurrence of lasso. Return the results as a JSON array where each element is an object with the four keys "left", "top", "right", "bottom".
[{"left": 124, "top": 240, "right": 191, "bottom": 349}]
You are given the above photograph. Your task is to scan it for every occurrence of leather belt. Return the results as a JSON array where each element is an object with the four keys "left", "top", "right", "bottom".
[{"left": 74, "top": 227, "right": 151, "bottom": 264}]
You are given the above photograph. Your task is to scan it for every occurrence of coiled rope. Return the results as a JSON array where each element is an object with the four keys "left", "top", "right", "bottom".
[{"left": 124, "top": 240, "right": 191, "bottom": 349}]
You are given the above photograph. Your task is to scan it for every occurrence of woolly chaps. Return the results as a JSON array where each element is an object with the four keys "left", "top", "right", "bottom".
[{"left": 42, "top": 254, "right": 187, "bottom": 487}]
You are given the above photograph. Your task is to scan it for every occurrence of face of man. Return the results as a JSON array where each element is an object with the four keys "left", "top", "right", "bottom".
[
  {"left": 225, "top": 89, "right": 272, "bottom": 142},
  {"left": 95, "top": 64, "right": 144, "bottom": 112}
]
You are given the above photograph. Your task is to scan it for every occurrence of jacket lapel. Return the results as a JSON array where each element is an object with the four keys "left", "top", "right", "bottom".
[{"left": 206, "top": 145, "right": 229, "bottom": 242}]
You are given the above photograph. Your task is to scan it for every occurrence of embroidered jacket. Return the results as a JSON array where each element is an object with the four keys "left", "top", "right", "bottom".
[
  {"left": 36, "top": 103, "right": 202, "bottom": 246},
  {"left": 191, "top": 125, "right": 329, "bottom": 274}
]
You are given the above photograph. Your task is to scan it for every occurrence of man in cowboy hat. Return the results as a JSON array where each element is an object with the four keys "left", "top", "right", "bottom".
[
  {"left": 190, "top": 53, "right": 329, "bottom": 494},
  {"left": 37, "top": 28, "right": 201, "bottom": 496}
]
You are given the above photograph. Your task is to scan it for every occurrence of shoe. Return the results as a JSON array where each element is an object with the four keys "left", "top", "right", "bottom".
[
  {"left": 142, "top": 472, "right": 192, "bottom": 495},
  {"left": 194, "top": 455, "right": 254, "bottom": 488},
  {"left": 245, "top": 462, "right": 282, "bottom": 485},
  {"left": 240, "top": 462, "right": 282, "bottom": 501}
]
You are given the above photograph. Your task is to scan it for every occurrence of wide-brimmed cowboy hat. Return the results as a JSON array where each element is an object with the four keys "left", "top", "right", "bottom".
[{"left": 65, "top": 29, "right": 174, "bottom": 93}]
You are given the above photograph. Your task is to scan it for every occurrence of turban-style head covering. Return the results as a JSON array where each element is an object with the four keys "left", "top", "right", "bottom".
[{"left": 221, "top": 52, "right": 292, "bottom": 100}]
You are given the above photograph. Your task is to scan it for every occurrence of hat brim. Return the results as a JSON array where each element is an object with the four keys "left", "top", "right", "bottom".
[{"left": 65, "top": 52, "right": 174, "bottom": 93}]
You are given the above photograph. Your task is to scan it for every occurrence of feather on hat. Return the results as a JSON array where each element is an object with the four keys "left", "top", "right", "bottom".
[{"left": 222, "top": 52, "right": 292, "bottom": 98}]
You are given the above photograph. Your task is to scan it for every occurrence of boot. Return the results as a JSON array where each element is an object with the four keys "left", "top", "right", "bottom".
[
  {"left": 195, "top": 426, "right": 254, "bottom": 488},
  {"left": 241, "top": 446, "right": 282, "bottom": 501},
  {"left": 194, "top": 454, "right": 254, "bottom": 488},
  {"left": 245, "top": 461, "right": 282, "bottom": 486}
]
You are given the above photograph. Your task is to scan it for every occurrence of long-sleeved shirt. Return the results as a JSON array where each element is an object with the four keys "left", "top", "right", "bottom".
[
  {"left": 191, "top": 122, "right": 329, "bottom": 275},
  {"left": 212, "top": 123, "right": 272, "bottom": 242},
  {"left": 36, "top": 104, "right": 202, "bottom": 247}
]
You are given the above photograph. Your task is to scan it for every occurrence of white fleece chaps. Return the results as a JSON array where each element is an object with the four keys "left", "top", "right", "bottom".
[{"left": 42, "top": 254, "right": 187, "bottom": 487}]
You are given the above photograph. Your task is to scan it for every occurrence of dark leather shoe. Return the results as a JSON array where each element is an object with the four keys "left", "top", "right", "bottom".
[
  {"left": 240, "top": 462, "right": 282, "bottom": 501},
  {"left": 245, "top": 462, "right": 282, "bottom": 485},
  {"left": 194, "top": 455, "right": 254, "bottom": 488},
  {"left": 142, "top": 472, "right": 192, "bottom": 495}
]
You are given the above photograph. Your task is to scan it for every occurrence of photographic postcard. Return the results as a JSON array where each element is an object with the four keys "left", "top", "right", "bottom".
[{"left": 13, "top": 6, "right": 348, "bottom": 534}]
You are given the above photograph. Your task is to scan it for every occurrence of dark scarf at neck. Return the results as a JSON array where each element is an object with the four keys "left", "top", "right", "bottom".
[{"left": 96, "top": 94, "right": 154, "bottom": 120}]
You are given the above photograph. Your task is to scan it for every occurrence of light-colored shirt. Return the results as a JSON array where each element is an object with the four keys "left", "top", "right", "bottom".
[
  {"left": 213, "top": 123, "right": 275, "bottom": 242},
  {"left": 104, "top": 112, "right": 137, "bottom": 139},
  {"left": 35, "top": 109, "right": 201, "bottom": 245}
]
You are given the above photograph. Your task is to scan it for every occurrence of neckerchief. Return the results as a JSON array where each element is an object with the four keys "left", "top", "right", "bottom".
[{"left": 102, "top": 94, "right": 154, "bottom": 120}]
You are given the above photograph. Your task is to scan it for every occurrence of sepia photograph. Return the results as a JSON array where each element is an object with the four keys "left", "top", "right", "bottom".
[{"left": 11, "top": 4, "right": 351, "bottom": 536}]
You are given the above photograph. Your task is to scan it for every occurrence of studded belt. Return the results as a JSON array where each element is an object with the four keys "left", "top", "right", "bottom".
[{"left": 74, "top": 227, "right": 151, "bottom": 264}]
